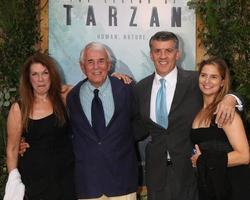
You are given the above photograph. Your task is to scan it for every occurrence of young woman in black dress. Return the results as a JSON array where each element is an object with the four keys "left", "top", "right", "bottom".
[{"left": 190, "top": 58, "right": 250, "bottom": 200}]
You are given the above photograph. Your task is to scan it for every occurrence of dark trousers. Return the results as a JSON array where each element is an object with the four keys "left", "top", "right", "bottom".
[
  {"left": 147, "top": 165, "right": 198, "bottom": 200},
  {"left": 147, "top": 165, "right": 176, "bottom": 200}
]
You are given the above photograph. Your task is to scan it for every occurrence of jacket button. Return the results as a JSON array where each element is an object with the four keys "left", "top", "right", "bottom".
[{"left": 98, "top": 142, "right": 102, "bottom": 145}]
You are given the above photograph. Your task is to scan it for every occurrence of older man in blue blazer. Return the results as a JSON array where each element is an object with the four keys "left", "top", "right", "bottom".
[{"left": 67, "top": 42, "right": 138, "bottom": 200}]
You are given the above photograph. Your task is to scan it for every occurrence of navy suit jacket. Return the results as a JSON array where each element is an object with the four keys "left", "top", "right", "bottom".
[{"left": 66, "top": 76, "right": 138, "bottom": 199}]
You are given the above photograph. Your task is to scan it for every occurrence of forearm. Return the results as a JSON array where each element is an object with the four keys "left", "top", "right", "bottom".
[
  {"left": 132, "top": 92, "right": 148, "bottom": 141},
  {"left": 6, "top": 144, "right": 19, "bottom": 172},
  {"left": 133, "top": 124, "right": 149, "bottom": 141},
  {"left": 227, "top": 150, "right": 250, "bottom": 167},
  {"left": 224, "top": 114, "right": 249, "bottom": 167}
]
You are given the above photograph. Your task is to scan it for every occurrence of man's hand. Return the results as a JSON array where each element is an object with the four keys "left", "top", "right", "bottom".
[
  {"left": 111, "top": 72, "right": 132, "bottom": 84},
  {"left": 214, "top": 95, "right": 236, "bottom": 127},
  {"left": 19, "top": 137, "right": 30, "bottom": 157}
]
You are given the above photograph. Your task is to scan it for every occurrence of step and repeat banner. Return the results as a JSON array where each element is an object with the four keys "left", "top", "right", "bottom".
[
  {"left": 49, "top": 0, "right": 196, "bottom": 186},
  {"left": 49, "top": 0, "right": 196, "bottom": 85}
]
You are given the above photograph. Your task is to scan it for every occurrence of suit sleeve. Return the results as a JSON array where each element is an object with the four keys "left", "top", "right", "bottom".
[
  {"left": 228, "top": 92, "right": 244, "bottom": 111},
  {"left": 132, "top": 85, "right": 149, "bottom": 141}
]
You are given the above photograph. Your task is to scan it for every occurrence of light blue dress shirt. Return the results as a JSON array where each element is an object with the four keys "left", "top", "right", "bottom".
[{"left": 79, "top": 77, "right": 115, "bottom": 126}]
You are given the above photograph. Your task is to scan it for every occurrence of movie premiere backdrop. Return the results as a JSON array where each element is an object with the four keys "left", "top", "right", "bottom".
[{"left": 49, "top": 0, "right": 196, "bottom": 85}]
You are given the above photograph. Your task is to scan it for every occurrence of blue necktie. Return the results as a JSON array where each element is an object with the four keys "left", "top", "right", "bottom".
[
  {"left": 91, "top": 89, "right": 106, "bottom": 139},
  {"left": 156, "top": 79, "right": 168, "bottom": 129},
  {"left": 156, "top": 79, "right": 171, "bottom": 164}
]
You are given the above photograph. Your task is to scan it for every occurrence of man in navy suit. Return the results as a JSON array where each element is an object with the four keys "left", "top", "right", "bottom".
[{"left": 67, "top": 42, "right": 138, "bottom": 200}]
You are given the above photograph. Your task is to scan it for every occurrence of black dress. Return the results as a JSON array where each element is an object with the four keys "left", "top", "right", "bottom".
[
  {"left": 190, "top": 124, "right": 250, "bottom": 200},
  {"left": 18, "top": 114, "right": 76, "bottom": 200}
]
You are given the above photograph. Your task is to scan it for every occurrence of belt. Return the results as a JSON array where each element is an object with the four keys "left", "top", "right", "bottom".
[
  {"left": 165, "top": 151, "right": 172, "bottom": 166},
  {"left": 167, "top": 159, "right": 173, "bottom": 166}
]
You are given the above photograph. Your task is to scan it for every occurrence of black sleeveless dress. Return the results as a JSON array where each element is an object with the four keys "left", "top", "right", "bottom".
[
  {"left": 18, "top": 114, "right": 76, "bottom": 200},
  {"left": 190, "top": 124, "right": 250, "bottom": 200}
]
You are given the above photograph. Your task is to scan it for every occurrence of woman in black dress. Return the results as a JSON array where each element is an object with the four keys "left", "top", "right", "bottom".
[
  {"left": 5, "top": 53, "right": 75, "bottom": 200},
  {"left": 190, "top": 58, "right": 250, "bottom": 200}
]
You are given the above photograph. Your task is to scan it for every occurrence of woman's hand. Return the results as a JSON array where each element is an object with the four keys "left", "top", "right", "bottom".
[{"left": 190, "top": 144, "right": 201, "bottom": 168}]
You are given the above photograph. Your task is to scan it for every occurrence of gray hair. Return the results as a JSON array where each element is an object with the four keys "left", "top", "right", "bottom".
[{"left": 79, "top": 42, "right": 112, "bottom": 64}]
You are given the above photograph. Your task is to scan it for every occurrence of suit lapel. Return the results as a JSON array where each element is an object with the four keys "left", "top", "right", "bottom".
[
  {"left": 169, "top": 68, "right": 191, "bottom": 116},
  {"left": 73, "top": 79, "right": 99, "bottom": 142},
  {"left": 108, "top": 77, "right": 123, "bottom": 126},
  {"left": 141, "top": 74, "right": 154, "bottom": 118},
  {"left": 139, "top": 74, "right": 164, "bottom": 128}
]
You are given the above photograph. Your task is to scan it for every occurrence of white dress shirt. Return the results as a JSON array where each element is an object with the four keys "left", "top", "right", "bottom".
[{"left": 150, "top": 67, "right": 178, "bottom": 123}]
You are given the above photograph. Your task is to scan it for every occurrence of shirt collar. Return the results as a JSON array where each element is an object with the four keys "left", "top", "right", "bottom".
[
  {"left": 87, "top": 77, "right": 110, "bottom": 95},
  {"left": 154, "top": 67, "right": 177, "bottom": 85}
]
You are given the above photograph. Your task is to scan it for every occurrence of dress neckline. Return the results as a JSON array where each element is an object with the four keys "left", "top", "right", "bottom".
[{"left": 29, "top": 113, "right": 54, "bottom": 121}]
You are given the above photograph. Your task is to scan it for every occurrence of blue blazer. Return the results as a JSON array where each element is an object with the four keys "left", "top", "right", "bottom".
[{"left": 66, "top": 76, "right": 138, "bottom": 199}]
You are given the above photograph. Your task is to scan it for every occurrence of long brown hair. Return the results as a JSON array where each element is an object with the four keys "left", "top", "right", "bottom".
[
  {"left": 19, "top": 53, "right": 66, "bottom": 130},
  {"left": 198, "top": 57, "right": 231, "bottom": 123}
]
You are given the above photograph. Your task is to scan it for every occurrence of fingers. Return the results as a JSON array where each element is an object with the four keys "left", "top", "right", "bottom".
[
  {"left": 215, "top": 109, "right": 233, "bottom": 128},
  {"left": 20, "top": 137, "right": 25, "bottom": 143},
  {"left": 121, "top": 76, "right": 132, "bottom": 84},
  {"left": 18, "top": 142, "right": 30, "bottom": 156},
  {"left": 214, "top": 105, "right": 220, "bottom": 124},
  {"left": 229, "top": 107, "right": 235, "bottom": 123},
  {"left": 111, "top": 72, "right": 132, "bottom": 84},
  {"left": 190, "top": 155, "right": 196, "bottom": 167},
  {"left": 190, "top": 144, "right": 201, "bottom": 168},
  {"left": 195, "top": 144, "right": 201, "bottom": 155},
  {"left": 120, "top": 75, "right": 132, "bottom": 84},
  {"left": 214, "top": 102, "right": 225, "bottom": 127},
  {"left": 191, "top": 154, "right": 198, "bottom": 168},
  {"left": 215, "top": 95, "right": 236, "bottom": 127}
]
